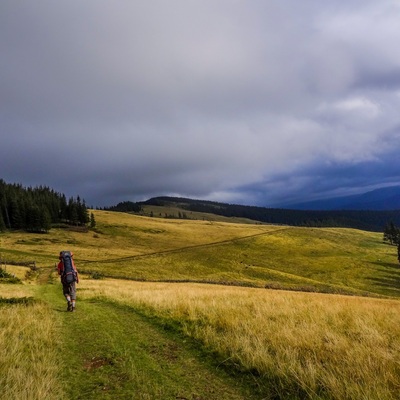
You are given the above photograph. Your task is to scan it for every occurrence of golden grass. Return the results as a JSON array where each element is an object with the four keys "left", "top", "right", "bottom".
[
  {"left": 80, "top": 279, "right": 400, "bottom": 399},
  {"left": 0, "top": 210, "right": 276, "bottom": 263},
  {"left": 2, "top": 210, "right": 399, "bottom": 398},
  {"left": 139, "top": 204, "right": 266, "bottom": 224},
  {"left": 1, "top": 210, "right": 398, "bottom": 297},
  {"left": 0, "top": 301, "right": 64, "bottom": 400},
  {"left": 1, "top": 265, "right": 31, "bottom": 280},
  {"left": 0, "top": 283, "right": 33, "bottom": 298}
]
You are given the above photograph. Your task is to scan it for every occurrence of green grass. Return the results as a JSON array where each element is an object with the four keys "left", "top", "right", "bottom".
[
  {"left": 2, "top": 271, "right": 399, "bottom": 400},
  {"left": 36, "top": 282, "right": 263, "bottom": 400},
  {"left": 1, "top": 210, "right": 399, "bottom": 297},
  {"left": 138, "top": 203, "right": 266, "bottom": 224},
  {"left": 81, "top": 279, "right": 400, "bottom": 400},
  {"left": 1, "top": 206, "right": 400, "bottom": 400}
]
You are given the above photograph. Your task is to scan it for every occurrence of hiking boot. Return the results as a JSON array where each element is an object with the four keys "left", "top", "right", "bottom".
[
  {"left": 71, "top": 306, "right": 76, "bottom": 312},
  {"left": 67, "top": 302, "right": 72, "bottom": 312}
]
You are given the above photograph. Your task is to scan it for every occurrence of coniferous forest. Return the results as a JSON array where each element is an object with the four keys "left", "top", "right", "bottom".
[
  {"left": 2, "top": 179, "right": 400, "bottom": 234},
  {"left": 0, "top": 179, "right": 89, "bottom": 232},
  {"left": 142, "top": 197, "right": 400, "bottom": 232}
]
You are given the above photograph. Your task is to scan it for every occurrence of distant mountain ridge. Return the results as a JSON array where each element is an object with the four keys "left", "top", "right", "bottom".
[
  {"left": 141, "top": 195, "right": 400, "bottom": 232},
  {"left": 281, "top": 186, "right": 400, "bottom": 211}
]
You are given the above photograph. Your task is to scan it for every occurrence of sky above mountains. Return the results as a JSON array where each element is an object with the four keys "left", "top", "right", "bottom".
[{"left": 1, "top": 1, "right": 400, "bottom": 207}]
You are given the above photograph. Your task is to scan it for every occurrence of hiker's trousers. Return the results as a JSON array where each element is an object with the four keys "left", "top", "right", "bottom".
[{"left": 62, "top": 281, "right": 77, "bottom": 300}]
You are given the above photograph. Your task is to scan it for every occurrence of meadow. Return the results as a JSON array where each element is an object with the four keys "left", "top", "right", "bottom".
[
  {"left": 0, "top": 283, "right": 64, "bottom": 400},
  {"left": 1, "top": 209, "right": 398, "bottom": 296},
  {"left": 1, "top": 209, "right": 400, "bottom": 399},
  {"left": 81, "top": 279, "right": 400, "bottom": 399}
]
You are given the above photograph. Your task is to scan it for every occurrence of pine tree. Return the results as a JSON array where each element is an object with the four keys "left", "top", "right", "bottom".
[
  {"left": 383, "top": 222, "right": 400, "bottom": 245},
  {"left": 0, "top": 179, "right": 91, "bottom": 232},
  {"left": 90, "top": 212, "right": 96, "bottom": 228},
  {"left": 39, "top": 207, "right": 52, "bottom": 232},
  {"left": 398, "top": 242, "right": 400, "bottom": 265},
  {"left": 26, "top": 205, "right": 41, "bottom": 232},
  {"left": 78, "top": 199, "right": 90, "bottom": 225},
  {"left": 0, "top": 210, "right": 6, "bottom": 231},
  {"left": 10, "top": 198, "right": 24, "bottom": 229},
  {"left": 67, "top": 197, "right": 79, "bottom": 225}
]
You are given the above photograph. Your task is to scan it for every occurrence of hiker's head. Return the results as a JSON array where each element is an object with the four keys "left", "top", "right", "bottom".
[{"left": 59, "top": 251, "right": 73, "bottom": 259}]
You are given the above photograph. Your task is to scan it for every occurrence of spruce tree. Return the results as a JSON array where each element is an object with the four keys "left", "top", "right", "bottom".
[
  {"left": 26, "top": 205, "right": 41, "bottom": 232},
  {"left": 10, "top": 198, "right": 24, "bottom": 229},
  {"left": 398, "top": 242, "right": 400, "bottom": 265},
  {"left": 78, "top": 198, "right": 90, "bottom": 225},
  {"left": 90, "top": 212, "right": 96, "bottom": 228},
  {"left": 40, "top": 207, "right": 52, "bottom": 232},
  {"left": 383, "top": 222, "right": 400, "bottom": 245},
  {"left": 0, "top": 210, "right": 6, "bottom": 231}
]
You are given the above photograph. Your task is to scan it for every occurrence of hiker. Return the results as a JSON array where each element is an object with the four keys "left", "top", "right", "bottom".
[{"left": 57, "top": 251, "right": 79, "bottom": 312}]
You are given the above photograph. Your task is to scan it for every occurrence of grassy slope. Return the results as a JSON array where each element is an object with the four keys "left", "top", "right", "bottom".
[
  {"left": 81, "top": 279, "right": 400, "bottom": 400},
  {"left": 1, "top": 209, "right": 399, "bottom": 297},
  {"left": 2, "top": 276, "right": 399, "bottom": 400},
  {"left": 1, "top": 209, "right": 400, "bottom": 399},
  {"left": 0, "top": 276, "right": 263, "bottom": 400},
  {"left": 0, "top": 282, "right": 63, "bottom": 400},
  {"left": 40, "top": 276, "right": 262, "bottom": 400},
  {"left": 138, "top": 203, "right": 265, "bottom": 224}
]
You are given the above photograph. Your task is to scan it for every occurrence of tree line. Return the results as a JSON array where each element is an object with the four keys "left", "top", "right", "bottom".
[
  {"left": 383, "top": 222, "right": 400, "bottom": 265},
  {"left": 141, "top": 196, "right": 400, "bottom": 232},
  {"left": 0, "top": 179, "right": 90, "bottom": 232},
  {"left": 103, "top": 201, "right": 142, "bottom": 213},
  {"left": 383, "top": 222, "right": 400, "bottom": 246}
]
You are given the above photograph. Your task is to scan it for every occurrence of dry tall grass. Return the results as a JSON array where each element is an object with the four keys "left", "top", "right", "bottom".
[
  {"left": 81, "top": 279, "right": 400, "bottom": 399},
  {"left": 0, "top": 297, "right": 64, "bottom": 400},
  {"left": 1, "top": 210, "right": 397, "bottom": 297},
  {"left": 0, "top": 283, "right": 33, "bottom": 299}
]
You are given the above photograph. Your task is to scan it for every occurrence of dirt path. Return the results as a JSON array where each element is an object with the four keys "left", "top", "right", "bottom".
[
  {"left": 39, "top": 282, "right": 264, "bottom": 400},
  {"left": 79, "top": 227, "right": 291, "bottom": 266}
]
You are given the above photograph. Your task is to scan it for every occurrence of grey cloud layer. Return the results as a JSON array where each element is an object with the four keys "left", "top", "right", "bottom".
[{"left": 1, "top": 0, "right": 400, "bottom": 206}]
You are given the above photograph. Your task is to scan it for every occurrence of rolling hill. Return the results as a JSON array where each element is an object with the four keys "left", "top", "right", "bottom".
[
  {"left": 2, "top": 208, "right": 400, "bottom": 399},
  {"left": 2, "top": 209, "right": 399, "bottom": 298},
  {"left": 137, "top": 196, "right": 400, "bottom": 232}
]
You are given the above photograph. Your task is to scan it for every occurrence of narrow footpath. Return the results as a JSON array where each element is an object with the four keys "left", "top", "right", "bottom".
[{"left": 37, "top": 272, "right": 264, "bottom": 400}]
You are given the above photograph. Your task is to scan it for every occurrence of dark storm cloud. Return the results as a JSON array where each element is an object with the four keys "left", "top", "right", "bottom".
[
  {"left": 354, "top": 69, "right": 400, "bottom": 91},
  {"left": 1, "top": 0, "right": 400, "bottom": 207}
]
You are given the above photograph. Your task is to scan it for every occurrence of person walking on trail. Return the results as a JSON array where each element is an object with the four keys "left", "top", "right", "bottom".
[{"left": 57, "top": 250, "right": 79, "bottom": 312}]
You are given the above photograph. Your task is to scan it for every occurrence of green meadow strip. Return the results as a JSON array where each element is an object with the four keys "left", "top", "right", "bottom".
[{"left": 39, "top": 284, "right": 262, "bottom": 400}]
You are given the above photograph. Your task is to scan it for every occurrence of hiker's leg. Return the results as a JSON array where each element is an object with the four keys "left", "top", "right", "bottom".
[
  {"left": 62, "top": 283, "right": 72, "bottom": 310},
  {"left": 69, "top": 282, "right": 77, "bottom": 311}
]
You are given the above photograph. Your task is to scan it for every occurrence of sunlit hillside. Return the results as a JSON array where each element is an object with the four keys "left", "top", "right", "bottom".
[
  {"left": 1, "top": 209, "right": 398, "bottom": 297},
  {"left": 80, "top": 278, "right": 400, "bottom": 400},
  {"left": 1, "top": 210, "right": 400, "bottom": 399}
]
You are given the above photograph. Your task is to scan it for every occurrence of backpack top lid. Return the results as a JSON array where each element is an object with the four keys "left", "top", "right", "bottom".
[{"left": 59, "top": 250, "right": 73, "bottom": 259}]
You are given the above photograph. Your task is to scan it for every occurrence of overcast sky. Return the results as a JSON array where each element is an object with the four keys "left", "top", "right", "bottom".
[{"left": 1, "top": 1, "right": 400, "bottom": 207}]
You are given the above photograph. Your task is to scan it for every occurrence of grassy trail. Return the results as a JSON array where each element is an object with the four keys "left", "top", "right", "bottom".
[{"left": 38, "top": 278, "right": 263, "bottom": 400}]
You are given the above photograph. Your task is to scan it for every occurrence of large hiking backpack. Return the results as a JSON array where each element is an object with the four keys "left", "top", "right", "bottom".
[{"left": 60, "top": 251, "right": 76, "bottom": 284}]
